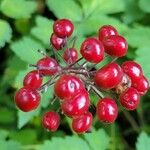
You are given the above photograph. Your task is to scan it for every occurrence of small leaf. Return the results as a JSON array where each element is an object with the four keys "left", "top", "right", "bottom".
[
  {"left": 0, "top": 0, "right": 37, "bottom": 19},
  {"left": 136, "top": 132, "right": 150, "bottom": 150},
  {"left": 31, "top": 16, "right": 53, "bottom": 47},
  {"left": 46, "top": 0, "right": 82, "bottom": 21},
  {"left": 139, "top": 0, "right": 150, "bottom": 13},
  {"left": 10, "top": 36, "right": 45, "bottom": 64},
  {"left": 84, "top": 128, "right": 110, "bottom": 150},
  {"left": 17, "top": 107, "right": 40, "bottom": 129},
  {"left": 38, "top": 136, "right": 90, "bottom": 150},
  {"left": 0, "top": 19, "right": 12, "bottom": 48}
]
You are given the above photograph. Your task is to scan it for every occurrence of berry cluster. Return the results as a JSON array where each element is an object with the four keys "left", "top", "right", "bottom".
[{"left": 14, "top": 19, "right": 149, "bottom": 134}]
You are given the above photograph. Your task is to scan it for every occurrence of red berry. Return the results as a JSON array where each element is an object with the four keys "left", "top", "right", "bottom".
[
  {"left": 23, "top": 70, "right": 43, "bottom": 90},
  {"left": 94, "top": 62, "right": 123, "bottom": 89},
  {"left": 103, "top": 35, "right": 128, "bottom": 57},
  {"left": 72, "top": 112, "right": 93, "bottom": 134},
  {"left": 63, "top": 48, "right": 78, "bottom": 64},
  {"left": 96, "top": 98, "right": 118, "bottom": 123},
  {"left": 98, "top": 25, "right": 118, "bottom": 41},
  {"left": 61, "top": 90, "right": 90, "bottom": 117},
  {"left": 122, "top": 61, "right": 143, "bottom": 80},
  {"left": 54, "top": 75, "right": 84, "bottom": 100},
  {"left": 53, "top": 19, "right": 74, "bottom": 38},
  {"left": 132, "top": 76, "right": 149, "bottom": 95},
  {"left": 50, "top": 33, "right": 65, "bottom": 50},
  {"left": 42, "top": 111, "right": 60, "bottom": 132},
  {"left": 119, "top": 87, "right": 140, "bottom": 110},
  {"left": 14, "top": 87, "right": 40, "bottom": 112},
  {"left": 80, "top": 38, "right": 104, "bottom": 63},
  {"left": 37, "top": 57, "right": 60, "bottom": 76}
]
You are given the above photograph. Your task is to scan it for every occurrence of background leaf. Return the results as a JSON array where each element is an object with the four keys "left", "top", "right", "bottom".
[
  {"left": 0, "top": 19, "right": 12, "bottom": 48},
  {"left": 139, "top": 0, "right": 150, "bottom": 13},
  {"left": 0, "top": 0, "right": 37, "bottom": 19}
]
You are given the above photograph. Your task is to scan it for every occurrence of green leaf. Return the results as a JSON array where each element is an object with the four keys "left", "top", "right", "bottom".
[
  {"left": 9, "top": 129, "right": 37, "bottom": 145},
  {"left": 0, "top": 19, "right": 12, "bottom": 48},
  {"left": 125, "top": 25, "right": 150, "bottom": 48},
  {"left": 136, "top": 132, "right": 150, "bottom": 150},
  {"left": 10, "top": 36, "right": 45, "bottom": 64},
  {"left": 46, "top": 0, "right": 82, "bottom": 21},
  {"left": 122, "top": 0, "right": 145, "bottom": 24},
  {"left": 139, "top": 0, "right": 150, "bottom": 13},
  {"left": 17, "top": 107, "right": 40, "bottom": 129},
  {"left": 39, "top": 136, "right": 90, "bottom": 150},
  {"left": 0, "top": 0, "right": 37, "bottom": 19},
  {"left": 0, "top": 140, "right": 22, "bottom": 150},
  {"left": 84, "top": 128, "right": 110, "bottom": 150},
  {"left": 135, "top": 46, "right": 150, "bottom": 80},
  {"left": 0, "top": 130, "right": 9, "bottom": 140},
  {"left": 78, "top": 0, "right": 125, "bottom": 18},
  {"left": 31, "top": 16, "right": 53, "bottom": 47}
]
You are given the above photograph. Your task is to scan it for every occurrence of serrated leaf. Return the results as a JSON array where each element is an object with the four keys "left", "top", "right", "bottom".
[
  {"left": 0, "top": 140, "right": 22, "bottom": 150},
  {"left": 38, "top": 136, "right": 90, "bottom": 150},
  {"left": 0, "top": 0, "right": 37, "bottom": 19},
  {"left": 17, "top": 107, "right": 40, "bottom": 129},
  {"left": 31, "top": 16, "right": 53, "bottom": 47},
  {"left": 10, "top": 36, "right": 45, "bottom": 64},
  {"left": 46, "top": 0, "right": 82, "bottom": 21},
  {"left": 136, "top": 132, "right": 150, "bottom": 150},
  {"left": 135, "top": 46, "right": 150, "bottom": 80},
  {"left": 139, "top": 0, "right": 150, "bottom": 13},
  {"left": 125, "top": 25, "right": 150, "bottom": 48},
  {"left": 0, "top": 19, "right": 12, "bottom": 48},
  {"left": 84, "top": 129, "right": 110, "bottom": 150},
  {"left": 78, "top": 0, "right": 125, "bottom": 18},
  {"left": 122, "top": 0, "right": 145, "bottom": 24}
]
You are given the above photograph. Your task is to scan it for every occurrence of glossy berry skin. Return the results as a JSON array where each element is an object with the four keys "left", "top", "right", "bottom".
[
  {"left": 98, "top": 25, "right": 118, "bottom": 41},
  {"left": 94, "top": 62, "right": 123, "bottom": 89},
  {"left": 72, "top": 112, "right": 93, "bottom": 134},
  {"left": 97, "top": 98, "right": 118, "bottom": 123},
  {"left": 42, "top": 111, "right": 60, "bottom": 132},
  {"left": 122, "top": 61, "right": 143, "bottom": 80},
  {"left": 119, "top": 87, "right": 140, "bottom": 110},
  {"left": 103, "top": 35, "right": 128, "bottom": 57},
  {"left": 63, "top": 48, "right": 78, "bottom": 64},
  {"left": 61, "top": 90, "right": 90, "bottom": 117},
  {"left": 37, "top": 57, "right": 60, "bottom": 76},
  {"left": 23, "top": 70, "right": 43, "bottom": 90},
  {"left": 54, "top": 75, "right": 84, "bottom": 100},
  {"left": 53, "top": 19, "right": 74, "bottom": 38},
  {"left": 50, "top": 33, "right": 65, "bottom": 50},
  {"left": 14, "top": 87, "right": 40, "bottom": 112},
  {"left": 80, "top": 38, "right": 104, "bottom": 63},
  {"left": 132, "top": 76, "right": 149, "bottom": 95}
]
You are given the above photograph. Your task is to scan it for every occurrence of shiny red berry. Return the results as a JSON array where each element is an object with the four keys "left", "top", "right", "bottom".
[
  {"left": 98, "top": 25, "right": 118, "bottom": 41},
  {"left": 54, "top": 75, "right": 84, "bottom": 100},
  {"left": 53, "top": 19, "right": 74, "bottom": 38},
  {"left": 50, "top": 33, "right": 65, "bottom": 50},
  {"left": 23, "top": 70, "right": 43, "bottom": 90},
  {"left": 80, "top": 38, "right": 104, "bottom": 63},
  {"left": 61, "top": 90, "right": 90, "bottom": 117},
  {"left": 63, "top": 48, "right": 78, "bottom": 64},
  {"left": 42, "top": 111, "right": 60, "bottom": 132},
  {"left": 94, "top": 62, "right": 123, "bottom": 89},
  {"left": 72, "top": 112, "right": 93, "bottom": 134},
  {"left": 122, "top": 61, "right": 143, "bottom": 80},
  {"left": 96, "top": 98, "right": 118, "bottom": 123},
  {"left": 132, "top": 76, "right": 149, "bottom": 95},
  {"left": 14, "top": 87, "right": 40, "bottom": 112},
  {"left": 103, "top": 35, "right": 128, "bottom": 57},
  {"left": 119, "top": 87, "right": 140, "bottom": 110},
  {"left": 37, "top": 57, "right": 60, "bottom": 76}
]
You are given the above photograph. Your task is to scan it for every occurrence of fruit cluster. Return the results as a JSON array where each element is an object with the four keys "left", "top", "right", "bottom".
[{"left": 14, "top": 19, "right": 149, "bottom": 134}]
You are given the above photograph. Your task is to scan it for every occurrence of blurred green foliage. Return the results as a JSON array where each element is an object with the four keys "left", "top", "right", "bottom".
[{"left": 0, "top": 0, "right": 150, "bottom": 149}]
